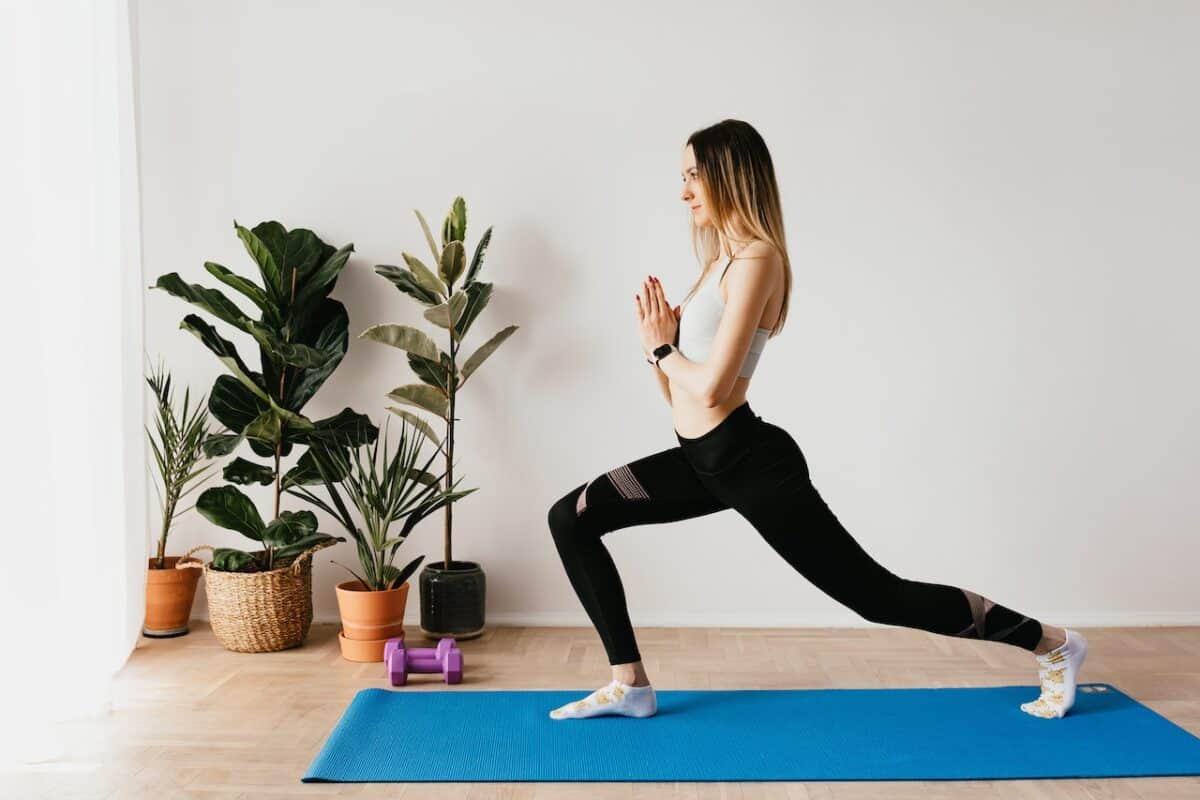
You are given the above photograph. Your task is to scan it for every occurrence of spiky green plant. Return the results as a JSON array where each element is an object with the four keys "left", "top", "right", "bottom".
[
  {"left": 144, "top": 355, "right": 222, "bottom": 569},
  {"left": 286, "top": 415, "right": 477, "bottom": 591}
]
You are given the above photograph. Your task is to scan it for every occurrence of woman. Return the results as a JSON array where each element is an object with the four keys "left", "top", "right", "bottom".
[{"left": 547, "top": 118, "right": 1087, "bottom": 721}]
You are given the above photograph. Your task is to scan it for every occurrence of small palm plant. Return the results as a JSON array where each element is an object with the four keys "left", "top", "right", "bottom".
[
  {"left": 287, "top": 416, "right": 477, "bottom": 591},
  {"left": 145, "top": 355, "right": 222, "bottom": 569}
]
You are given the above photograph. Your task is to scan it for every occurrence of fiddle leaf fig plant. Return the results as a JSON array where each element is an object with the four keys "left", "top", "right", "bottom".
[
  {"left": 361, "top": 197, "right": 518, "bottom": 571},
  {"left": 151, "top": 220, "right": 377, "bottom": 572},
  {"left": 286, "top": 415, "right": 478, "bottom": 591}
]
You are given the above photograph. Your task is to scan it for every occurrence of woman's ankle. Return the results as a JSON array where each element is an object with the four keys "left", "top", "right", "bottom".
[
  {"left": 1033, "top": 625, "right": 1067, "bottom": 654},
  {"left": 612, "top": 661, "right": 651, "bottom": 686}
]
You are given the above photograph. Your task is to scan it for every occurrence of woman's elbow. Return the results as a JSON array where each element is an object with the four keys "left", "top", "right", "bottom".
[{"left": 699, "top": 378, "right": 729, "bottom": 408}]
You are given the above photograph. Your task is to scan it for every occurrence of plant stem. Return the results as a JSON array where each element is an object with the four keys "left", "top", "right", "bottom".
[{"left": 445, "top": 290, "right": 456, "bottom": 571}]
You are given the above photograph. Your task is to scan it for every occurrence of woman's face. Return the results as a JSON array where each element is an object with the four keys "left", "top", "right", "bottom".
[{"left": 680, "top": 144, "right": 712, "bottom": 228}]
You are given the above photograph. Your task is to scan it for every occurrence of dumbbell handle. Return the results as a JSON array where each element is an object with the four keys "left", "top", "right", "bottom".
[{"left": 403, "top": 647, "right": 440, "bottom": 657}]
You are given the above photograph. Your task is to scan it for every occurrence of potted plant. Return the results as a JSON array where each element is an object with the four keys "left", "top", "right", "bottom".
[
  {"left": 287, "top": 416, "right": 476, "bottom": 661},
  {"left": 143, "top": 356, "right": 221, "bottom": 637},
  {"left": 362, "top": 197, "right": 519, "bottom": 639},
  {"left": 153, "top": 220, "right": 377, "bottom": 652}
]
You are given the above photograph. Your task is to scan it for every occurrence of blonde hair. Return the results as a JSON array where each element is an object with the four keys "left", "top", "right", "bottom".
[{"left": 680, "top": 118, "right": 792, "bottom": 337}]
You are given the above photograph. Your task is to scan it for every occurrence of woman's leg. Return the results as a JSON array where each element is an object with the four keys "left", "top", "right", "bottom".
[
  {"left": 695, "top": 417, "right": 1046, "bottom": 652},
  {"left": 546, "top": 443, "right": 729, "bottom": 720},
  {"left": 547, "top": 443, "right": 729, "bottom": 667},
  {"left": 715, "top": 416, "right": 1091, "bottom": 719}
]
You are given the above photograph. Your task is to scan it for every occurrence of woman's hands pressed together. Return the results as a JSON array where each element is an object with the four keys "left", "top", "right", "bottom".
[{"left": 635, "top": 275, "right": 681, "bottom": 360}]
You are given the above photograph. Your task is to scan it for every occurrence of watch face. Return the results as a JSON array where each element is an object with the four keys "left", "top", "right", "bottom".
[{"left": 653, "top": 344, "right": 673, "bottom": 358}]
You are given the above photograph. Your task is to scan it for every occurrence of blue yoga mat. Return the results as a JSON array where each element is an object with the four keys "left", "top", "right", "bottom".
[{"left": 303, "top": 682, "right": 1200, "bottom": 782}]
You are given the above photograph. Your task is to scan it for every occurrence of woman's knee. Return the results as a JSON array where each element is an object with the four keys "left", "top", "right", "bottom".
[{"left": 547, "top": 483, "right": 588, "bottom": 538}]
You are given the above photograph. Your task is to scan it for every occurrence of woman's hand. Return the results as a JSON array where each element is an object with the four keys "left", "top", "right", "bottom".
[{"left": 635, "top": 275, "right": 680, "bottom": 358}]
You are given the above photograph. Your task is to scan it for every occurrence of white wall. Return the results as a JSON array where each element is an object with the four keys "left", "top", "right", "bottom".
[{"left": 133, "top": 0, "right": 1200, "bottom": 632}]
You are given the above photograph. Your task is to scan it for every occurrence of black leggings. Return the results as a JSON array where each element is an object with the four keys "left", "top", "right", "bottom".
[{"left": 548, "top": 400, "right": 1044, "bottom": 666}]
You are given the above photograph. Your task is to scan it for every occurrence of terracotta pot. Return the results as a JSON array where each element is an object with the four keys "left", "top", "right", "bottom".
[
  {"left": 335, "top": 579, "right": 409, "bottom": 651},
  {"left": 144, "top": 555, "right": 201, "bottom": 638},
  {"left": 337, "top": 630, "right": 403, "bottom": 662}
]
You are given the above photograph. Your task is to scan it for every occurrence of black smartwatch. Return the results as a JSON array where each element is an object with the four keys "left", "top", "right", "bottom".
[{"left": 651, "top": 343, "right": 675, "bottom": 366}]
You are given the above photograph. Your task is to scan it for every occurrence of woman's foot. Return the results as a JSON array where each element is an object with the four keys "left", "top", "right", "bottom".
[
  {"left": 548, "top": 679, "right": 657, "bottom": 720},
  {"left": 1021, "top": 628, "right": 1088, "bottom": 719}
]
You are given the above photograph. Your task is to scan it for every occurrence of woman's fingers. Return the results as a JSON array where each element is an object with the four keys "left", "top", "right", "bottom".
[{"left": 651, "top": 276, "right": 666, "bottom": 315}]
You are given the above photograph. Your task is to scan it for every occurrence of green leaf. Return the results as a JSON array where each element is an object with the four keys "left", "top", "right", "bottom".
[
  {"left": 452, "top": 281, "right": 493, "bottom": 340},
  {"left": 384, "top": 408, "right": 446, "bottom": 454},
  {"left": 280, "top": 445, "right": 342, "bottom": 489},
  {"left": 274, "top": 533, "right": 343, "bottom": 565},
  {"left": 386, "top": 384, "right": 449, "bottom": 420},
  {"left": 413, "top": 207, "right": 442, "bottom": 266},
  {"left": 262, "top": 509, "right": 318, "bottom": 548},
  {"left": 294, "top": 242, "right": 355, "bottom": 311},
  {"left": 283, "top": 298, "right": 350, "bottom": 410},
  {"left": 222, "top": 457, "right": 275, "bottom": 485},
  {"left": 234, "top": 220, "right": 282, "bottom": 298},
  {"left": 373, "top": 264, "right": 442, "bottom": 306},
  {"left": 203, "top": 261, "right": 274, "bottom": 323},
  {"left": 289, "top": 407, "right": 379, "bottom": 447},
  {"left": 401, "top": 252, "right": 447, "bottom": 298},
  {"left": 423, "top": 290, "right": 468, "bottom": 332},
  {"left": 358, "top": 324, "right": 444, "bottom": 363},
  {"left": 460, "top": 324, "right": 519, "bottom": 384},
  {"left": 388, "top": 554, "right": 426, "bottom": 587},
  {"left": 442, "top": 196, "right": 467, "bottom": 246},
  {"left": 207, "top": 376, "right": 291, "bottom": 459},
  {"left": 212, "top": 548, "right": 258, "bottom": 572},
  {"left": 463, "top": 225, "right": 492, "bottom": 286},
  {"left": 179, "top": 314, "right": 271, "bottom": 403},
  {"left": 406, "top": 350, "right": 454, "bottom": 394},
  {"left": 252, "top": 221, "right": 327, "bottom": 288},
  {"left": 153, "top": 273, "right": 256, "bottom": 335},
  {"left": 196, "top": 485, "right": 267, "bottom": 541},
  {"left": 244, "top": 407, "right": 284, "bottom": 446},
  {"left": 438, "top": 240, "right": 466, "bottom": 289},
  {"left": 202, "top": 431, "right": 245, "bottom": 458}
]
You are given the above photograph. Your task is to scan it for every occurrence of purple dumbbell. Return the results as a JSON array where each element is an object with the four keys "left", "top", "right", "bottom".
[{"left": 385, "top": 637, "right": 464, "bottom": 686}]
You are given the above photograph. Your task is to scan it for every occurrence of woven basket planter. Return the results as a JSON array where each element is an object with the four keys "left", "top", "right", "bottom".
[{"left": 177, "top": 541, "right": 335, "bottom": 653}]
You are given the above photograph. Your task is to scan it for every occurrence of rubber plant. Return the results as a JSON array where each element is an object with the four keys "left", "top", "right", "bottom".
[
  {"left": 151, "top": 220, "right": 378, "bottom": 572},
  {"left": 361, "top": 197, "right": 518, "bottom": 571}
]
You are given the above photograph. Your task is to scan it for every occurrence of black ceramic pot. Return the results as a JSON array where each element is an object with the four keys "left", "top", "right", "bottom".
[{"left": 419, "top": 560, "right": 486, "bottom": 640}]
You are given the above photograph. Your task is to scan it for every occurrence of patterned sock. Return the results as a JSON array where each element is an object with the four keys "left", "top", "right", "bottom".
[
  {"left": 548, "top": 679, "right": 657, "bottom": 720},
  {"left": 1021, "top": 628, "right": 1089, "bottom": 719}
]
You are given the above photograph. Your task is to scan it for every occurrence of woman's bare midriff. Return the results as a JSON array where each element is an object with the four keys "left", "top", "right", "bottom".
[{"left": 671, "top": 377, "right": 753, "bottom": 438}]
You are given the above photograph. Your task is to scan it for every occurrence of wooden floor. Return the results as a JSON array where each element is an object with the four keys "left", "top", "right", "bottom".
[{"left": 6, "top": 622, "right": 1200, "bottom": 799}]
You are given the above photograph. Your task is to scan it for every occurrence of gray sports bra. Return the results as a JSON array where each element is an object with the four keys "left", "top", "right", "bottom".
[{"left": 676, "top": 256, "right": 772, "bottom": 379}]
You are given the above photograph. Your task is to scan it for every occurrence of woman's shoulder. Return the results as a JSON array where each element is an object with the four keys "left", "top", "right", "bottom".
[{"left": 733, "top": 239, "right": 780, "bottom": 262}]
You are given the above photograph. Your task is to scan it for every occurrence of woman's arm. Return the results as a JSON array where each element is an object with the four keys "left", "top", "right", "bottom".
[
  {"left": 651, "top": 362, "right": 672, "bottom": 406},
  {"left": 656, "top": 250, "right": 776, "bottom": 407}
]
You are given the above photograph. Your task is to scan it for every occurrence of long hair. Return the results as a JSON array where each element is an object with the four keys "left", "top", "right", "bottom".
[{"left": 680, "top": 118, "right": 791, "bottom": 336}]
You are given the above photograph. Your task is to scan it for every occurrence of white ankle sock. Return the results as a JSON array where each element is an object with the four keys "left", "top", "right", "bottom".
[
  {"left": 1021, "top": 628, "right": 1088, "bottom": 719},
  {"left": 548, "top": 679, "right": 657, "bottom": 720}
]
